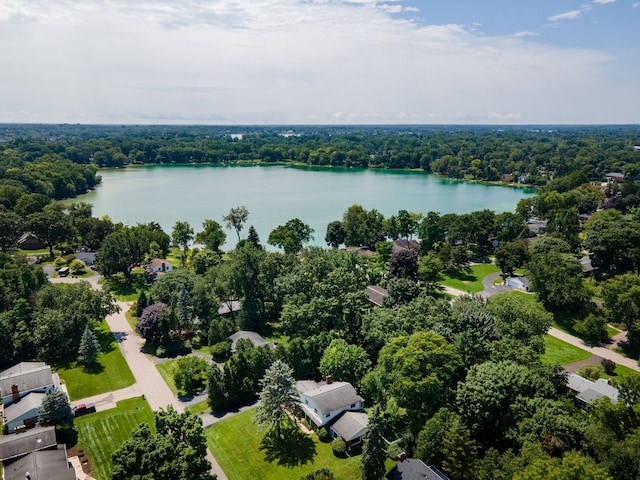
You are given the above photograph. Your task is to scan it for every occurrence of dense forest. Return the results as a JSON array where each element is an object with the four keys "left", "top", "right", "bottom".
[
  {"left": 1, "top": 124, "right": 639, "bottom": 184},
  {"left": 2, "top": 124, "right": 640, "bottom": 479}
]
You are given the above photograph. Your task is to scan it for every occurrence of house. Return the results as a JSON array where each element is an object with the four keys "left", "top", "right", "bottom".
[
  {"left": 3, "top": 392, "right": 46, "bottom": 433},
  {"left": 506, "top": 275, "right": 531, "bottom": 292},
  {"left": 1, "top": 362, "right": 60, "bottom": 407},
  {"left": 16, "top": 233, "right": 45, "bottom": 251},
  {"left": 605, "top": 172, "right": 625, "bottom": 183},
  {"left": 218, "top": 300, "right": 242, "bottom": 316},
  {"left": 345, "top": 246, "right": 375, "bottom": 258},
  {"left": 566, "top": 372, "right": 619, "bottom": 410},
  {"left": 580, "top": 256, "right": 594, "bottom": 274},
  {"left": 386, "top": 458, "right": 450, "bottom": 480},
  {"left": 296, "top": 378, "right": 364, "bottom": 428},
  {"left": 329, "top": 411, "right": 368, "bottom": 450},
  {"left": 526, "top": 219, "right": 547, "bottom": 235},
  {"left": 74, "top": 251, "right": 95, "bottom": 265},
  {"left": 364, "top": 286, "right": 388, "bottom": 308},
  {"left": 3, "top": 447, "right": 76, "bottom": 480},
  {"left": 392, "top": 239, "right": 420, "bottom": 255},
  {"left": 0, "top": 426, "right": 57, "bottom": 463},
  {"left": 227, "top": 331, "right": 273, "bottom": 354},
  {"left": 145, "top": 258, "right": 173, "bottom": 281}
]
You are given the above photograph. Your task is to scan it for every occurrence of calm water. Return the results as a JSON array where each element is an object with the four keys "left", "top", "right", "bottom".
[{"left": 73, "top": 165, "right": 535, "bottom": 249}]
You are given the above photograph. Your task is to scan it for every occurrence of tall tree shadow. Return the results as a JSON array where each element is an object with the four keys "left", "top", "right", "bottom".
[{"left": 259, "top": 426, "right": 316, "bottom": 468}]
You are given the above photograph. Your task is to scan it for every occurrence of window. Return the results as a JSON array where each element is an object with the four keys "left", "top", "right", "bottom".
[
  {"left": 305, "top": 399, "right": 308, "bottom": 405},
  {"left": 350, "top": 404, "right": 355, "bottom": 408},
  {"left": 325, "top": 412, "right": 330, "bottom": 418},
  {"left": 314, "top": 408, "right": 317, "bottom": 413}
]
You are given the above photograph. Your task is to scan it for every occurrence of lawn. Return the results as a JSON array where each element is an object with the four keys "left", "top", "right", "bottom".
[
  {"left": 74, "top": 397, "right": 155, "bottom": 480},
  {"left": 155, "top": 359, "right": 180, "bottom": 396},
  {"left": 207, "top": 408, "right": 393, "bottom": 480},
  {"left": 441, "top": 263, "right": 499, "bottom": 293},
  {"left": 55, "top": 320, "right": 135, "bottom": 400},
  {"left": 600, "top": 363, "right": 640, "bottom": 383},
  {"left": 100, "top": 271, "right": 148, "bottom": 301},
  {"left": 490, "top": 290, "right": 539, "bottom": 305},
  {"left": 541, "top": 335, "right": 592, "bottom": 366},
  {"left": 187, "top": 399, "right": 211, "bottom": 415}
]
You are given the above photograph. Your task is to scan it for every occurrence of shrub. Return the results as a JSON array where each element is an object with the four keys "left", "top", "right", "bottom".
[
  {"left": 209, "top": 341, "right": 230, "bottom": 360},
  {"left": 301, "top": 468, "right": 336, "bottom": 480},
  {"left": 54, "top": 257, "right": 67, "bottom": 268},
  {"left": 63, "top": 253, "right": 77, "bottom": 264},
  {"left": 331, "top": 438, "right": 346, "bottom": 456},
  {"left": 69, "top": 259, "right": 86, "bottom": 275},
  {"left": 577, "top": 365, "right": 600, "bottom": 382},
  {"left": 601, "top": 358, "right": 616, "bottom": 375},
  {"left": 317, "top": 427, "right": 330, "bottom": 442},
  {"left": 174, "top": 356, "right": 209, "bottom": 394}
]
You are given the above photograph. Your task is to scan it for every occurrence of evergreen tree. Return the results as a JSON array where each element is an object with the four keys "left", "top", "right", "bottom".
[
  {"left": 77, "top": 324, "right": 101, "bottom": 366},
  {"left": 254, "top": 360, "right": 299, "bottom": 440},
  {"left": 37, "top": 388, "right": 74, "bottom": 429},
  {"left": 136, "top": 290, "right": 148, "bottom": 318},
  {"left": 361, "top": 404, "right": 386, "bottom": 480},
  {"left": 176, "top": 283, "right": 192, "bottom": 332},
  {"left": 247, "top": 225, "right": 262, "bottom": 249}
]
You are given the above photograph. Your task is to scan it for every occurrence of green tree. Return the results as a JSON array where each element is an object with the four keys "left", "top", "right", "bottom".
[
  {"left": 254, "top": 360, "right": 299, "bottom": 440},
  {"left": 361, "top": 404, "right": 386, "bottom": 480},
  {"left": 302, "top": 469, "right": 335, "bottom": 480},
  {"left": 172, "top": 221, "right": 194, "bottom": 267},
  {"left": 417, "top": 252, "right": 444, "bottom": 290},
  {"left": 27, "top": 203, "right": 72, "bottom": 257},
  {"left": 268, "top": 218, "right": 314, "bottom": 254},
  {"left": 325, "top": 221, "right": 346, "bottom": 248},
  {"left": 602, "top": 274, "right": 640, "bottom": 346},
  {"left": 37, "top": 388, "right": 74, "bottom": 429},
  {"left": 319, "top": 339, "right": 371, "bottom": 388},
  {"left": 0, "top": 209, "right": 24, "bottom": 252},
  {"left": 111, "top": 406, "right": 215, "bottom": 480},
  {"left": 526, "top": 251, "right": 588, "bottom": 310},
  {"left": 77, "top": 324, "right": 101, "bottom": 367},
  {"left": 136, "top": 290, "right": 148, "bottom": 318},
  {"left": 495, "top": 240, "right": 529, "bottom": 277},
  {"left": 196, "top": 219, "right": 226, "bottom": 252},
  {"left": 247, "top": 225, "right": 262, "bottom": 249},
  {"left": 223, "top": 206, "right": 249, "bottom": 241},
  {"left": 69, "top": 258, "right": 86, "bottom": 275},
  {"left": 173, "top": 356, "right": 209, "bottom": 394},
  {"left": 514, "top": 451, "right": 612, "bottom": 480},
  {"left": 96, "top": 227, "right": 146, "bottom": 281}
]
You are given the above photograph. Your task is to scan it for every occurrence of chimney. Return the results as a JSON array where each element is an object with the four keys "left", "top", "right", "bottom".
[
  {"left": 11, "top": 384, "right": 19, "bottom": 402},
  {"left": 161, "top": 262, "right": 166, "bottom": 272},
  {"left": 326, "top": 375, "right": 333, "bottom": 385}
]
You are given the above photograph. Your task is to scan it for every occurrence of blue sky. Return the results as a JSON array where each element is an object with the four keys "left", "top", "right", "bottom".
[{"left": 0, "top": 0, "right": 638, "bottom": 124}]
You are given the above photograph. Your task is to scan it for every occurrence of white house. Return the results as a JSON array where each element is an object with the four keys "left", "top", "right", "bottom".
[
  {"left": 145, "top": 258, "right": 173, "bottom": 281},
  {"left": 566, "top": 372, "right": 619, "bottom": 410},
  {"left": 0, "top": 363, "right": 60, "bottom": 407},
  {"left": 296, "top": 378, "right": 364, "bottom": 428},
  {"left": 329, "top": 411, "right": 369, "bottom": 450}
]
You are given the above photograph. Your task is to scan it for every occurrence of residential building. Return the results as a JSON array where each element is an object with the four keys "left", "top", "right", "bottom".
[
  {"left": 3, "top": 392, "right": 46, "bottom": 433},
  {"left": 1, "top": 363, "right": 60, "bottom": 407},
  {"left": 566, "top": 372, "right": 619, "bottom": 410},
  {"left": 296, "top": 378, "right": 364, "bottom": 428}
]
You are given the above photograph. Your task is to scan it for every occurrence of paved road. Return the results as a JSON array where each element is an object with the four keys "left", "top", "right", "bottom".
[{"left": 49, "top": 274, "right": 228, "bottom": 479}]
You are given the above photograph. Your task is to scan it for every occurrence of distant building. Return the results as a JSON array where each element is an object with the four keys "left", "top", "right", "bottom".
[
  {"left": 391, "top": 239, "right": 420, "bottom": 255},
  {"left": 364, "top": 286, "right": 388, "bottom": 308},
  {"left": 506, "top": 275, "right": 531, "bottom": 292},
  {"left": 1, "top": 363, "right": 60, "bottom": 407},
  {"left": 386, "top": 457, "right": 450, "bottom": 480},
  {"left": 566, "top": 372, "right": 619, "bottom": 410},
  {"left": 605, "top": 172, "right": 625, "bottom": 183},
  {"left": 226, "top": 331, "right": 273, "bottom": 354},
  {"left": 144, "top": 258, "right": 173, "bottom": 281}
]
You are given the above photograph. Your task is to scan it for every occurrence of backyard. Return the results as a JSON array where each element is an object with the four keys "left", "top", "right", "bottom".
[{"left": 441, "top": 263, "right": 499, "bottom": 293}]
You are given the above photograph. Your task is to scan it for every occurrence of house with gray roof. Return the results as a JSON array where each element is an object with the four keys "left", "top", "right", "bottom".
[
  {"left": 0, "top": 427, "right": 57, "bottom": 463},
  {"left": 330, "top": 411, "right": 368, "bottom": 450},
  {"left": 296, "top": 378, "right": 364, "bottom": 428},
  {"left": 1, "top": 363, "right": 59, "bottom": 407},
  {"left": 3, "top": 446, "right": 75, "bottom": 480},
  {"left": 566, "top": 372, "right": 619, "bottom": 410},
  {"left": 365, "top": 286, "right": 388, "bottom": 308},
  {"left": 506, "top": 275, "right": 531, "bottom": 292},
  {"left": 3, "top": 392, "right": 46, "bottom": 433},
  {"left": 227, "top": 331, "right": 273, "bottom": 354},
  {"left": 386, "top": 458, "right": 450, "bottom": 480}
]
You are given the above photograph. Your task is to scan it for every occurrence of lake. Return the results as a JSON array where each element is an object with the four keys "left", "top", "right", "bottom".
[{"left": 73, "top": 164, "right": 535, "bottom": 249}]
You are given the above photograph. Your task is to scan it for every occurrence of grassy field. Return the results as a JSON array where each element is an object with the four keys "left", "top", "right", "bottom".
[
  {"left": 441, "top": 263, "right": 499, "bottom": 293},
  {"left": 100, "top": 271, "right": 147, "bottom": 301},
  {"left": 541, "top": 335, "right": 592, "bottom": 366},
  {"left": 55, "top": 320, "right": 135, "bottom": 400},
  {"left": 490, "top": 290, "right": 539, "bottom": 304},
  {"left": 600, "top": 363, "right": 640, "bottom": 383},
  {"left": 207, "top": 408, "right": 393, "bottom": 480},
  {"left": 155, "top": 360, "right": 180, "bottom": 396},
  {"left": 74, "top": 397, "right": 155, "bottom": 480},
  {"left": 186, "top": 399, "right": 211, "bottom": 415}
]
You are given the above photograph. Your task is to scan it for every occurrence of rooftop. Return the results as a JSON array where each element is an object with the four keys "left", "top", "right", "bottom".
[
  {"left": 227, "top": 331, "right": 272, "bottom": 353},
  {"left": 3, "top": 447, "right": 75, "bottom": 480},
  {"left": 386, "top": 458, "right": 450, "bottom": 480},
  {"left": 296, "top": 380, "right": 364, "bottom": 417},
  {"left": 0, "top": 427, "right": 57, "bottom": 462},
  {"left": 365, "top": 286, "right": 388, "bottom": 308},
  {"left": 4, "top": 392, "right": 46, "bottom": 423},
  {"left": 566, "top": 372, "right": 619, "bottom": 404},
  {"left": 331, "top": 411, "right": 368, "bottom": 442}
]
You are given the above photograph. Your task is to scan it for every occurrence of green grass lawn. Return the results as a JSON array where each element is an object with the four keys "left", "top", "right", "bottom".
[
  {"left": 125, "top": 308, "right": 137, "bottom": 331},
  {"left": 441, "top": 263, "right": 499, "bottom": 293},
  {"left": 187, "top": 400, "right": 211, "bottom": 415},
  {"left": 155, "top": 360, "right": 180, "bottom": 396},
  {"left": 490, "top": 290, "right": 540, "bottom": 305},
  {"left": 55, "top": 320, "right": 135, "bottom": 400},
  {"left": 541, "top": 335, "right": 592, "bottom": 366},
  {"left": 74, "top": 397, "right": 155, "bottom": 480},
  {"left": 207, "top": 408, "right": 393, "bottom": 480},
  {"left": 100, "top": 271, "right": 147, "bottom": 301},
  {"left": 600, "top": 363, "right": 640, "bottom": 383}
]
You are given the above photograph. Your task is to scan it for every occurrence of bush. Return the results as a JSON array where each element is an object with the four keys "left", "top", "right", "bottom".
[
  {"left": 210, "top": 341, "right": 231, "bottom": 359},
  {"left": 301, "top": 468, "right": 336, "bottom": 480},
  {"left": 387, "top": 442, "right": 404, "bottom": 460},
  {"left": 54, "top": 257, "right": 67, "bottom": 268},
  {"left": 173, "top": 356, "right": 209, "bottom": 394},
  {"left": 69, "top": 259, "right": 86, "bottom": 275},
  {"left": 577, "top": 365, "right": 600, "bottom": 382},
  {"left": 331, "top": 438, "right": 346, "bottom": 456},
  {"left": 601, "top": 358, "right": 616, "bottom": 375},
  {"left": 317, "top": 427, "right": 330, "bottom": 442},
  {"left": 63, "top": 253, "right": 77, "bottom": 264}
]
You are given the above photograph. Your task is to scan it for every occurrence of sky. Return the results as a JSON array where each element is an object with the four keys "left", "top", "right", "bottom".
[{"left": 0, "top": 0, "right": 639, "bottom": 125}]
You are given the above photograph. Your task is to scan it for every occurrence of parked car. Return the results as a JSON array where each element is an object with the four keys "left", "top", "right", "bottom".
[{"left": 73, "top": 403, "right": 96, "bottom": 417}]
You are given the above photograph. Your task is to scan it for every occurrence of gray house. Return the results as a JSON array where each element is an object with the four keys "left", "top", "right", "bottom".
[
  {"left": 1, "top": 363, "right": 60, "bottom": 407},
  {"left": 227, "top": 331, "right": 273, "bottom": 354},
  {"left": 0, "top": 426, "right": 57, "bottom": 463},
  {"left": 3, "top": 447, "right": 75, "bottom": 480},
  {"left": 330, "top": 411, "right": 369, "bottom": 450},
  {"left": 296, "top": 378, "right": 364, "bottom": 429},
  {"left": 3, "top": 392, "right": 46, "bottom": 433}
]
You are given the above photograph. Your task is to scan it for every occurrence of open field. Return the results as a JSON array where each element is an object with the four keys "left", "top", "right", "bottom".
[
  {"left": 55, "top": 320, "right": 135, "bottom": 400},
  {"left": 206, "top": 408, "right": 394, "bottom": 480},
  {"left": 74, "top": 397, "right": 155, "bottom": 480},
  {"left": 155, "top": 359, "right": 180, "bottom": 396}
]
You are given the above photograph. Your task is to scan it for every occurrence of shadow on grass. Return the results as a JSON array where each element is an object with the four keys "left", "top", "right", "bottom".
[
  {"left": 615, "top": 341, "right": 640, "bottom": 361},
  {"left": 259, "top": 426, "right": 316, "bottom": 468}
]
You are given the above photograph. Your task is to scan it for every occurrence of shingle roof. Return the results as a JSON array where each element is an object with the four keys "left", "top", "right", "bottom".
[
  {"left": 3, "top": 447, "right": 75, "bottom": 480},
  {"left": 566, "top": 372, "right": 619, "bottom": 404},
  {"left": 0, "top": 427, "right": 57, "bottom": 462},
  {"left": 365, "top": 286, "right": 388, "bottom": 307},
  {"left": 218, "top": 300, "right": 242, "bottom": 316},
  {"left": 227, "top": 331, "right": 272, "bottom": 353},
  {"left": 1, "top": 363, "right": 56, "bottom": 402},
  {"left": 331, "top": 411, "right": 368, "bottom": 442},
  {"left": 297, "top": 381, "right": 364, "bottom": 416},
  {"left": 4, "top": 392, "right": 46, "bottom": 423},
  {"left": 386, "top": 458, "right": 450, "bottom": 480}
]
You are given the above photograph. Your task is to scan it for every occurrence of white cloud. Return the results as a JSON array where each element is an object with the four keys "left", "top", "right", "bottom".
[
  {"left": 511, "top": 30, "right": 537, "bottom": 38},
  {"left": 547, "top": 9, "right": 586, "bottom": 22},
  {"left": 593, "top": 0, "right": 616, "bottom": 4},
  {"left": 0, "top": 0, "right": 636, "bottom": 124},
  {"left": 633, "top": 2, "right": 640, "bottom": 7}
]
